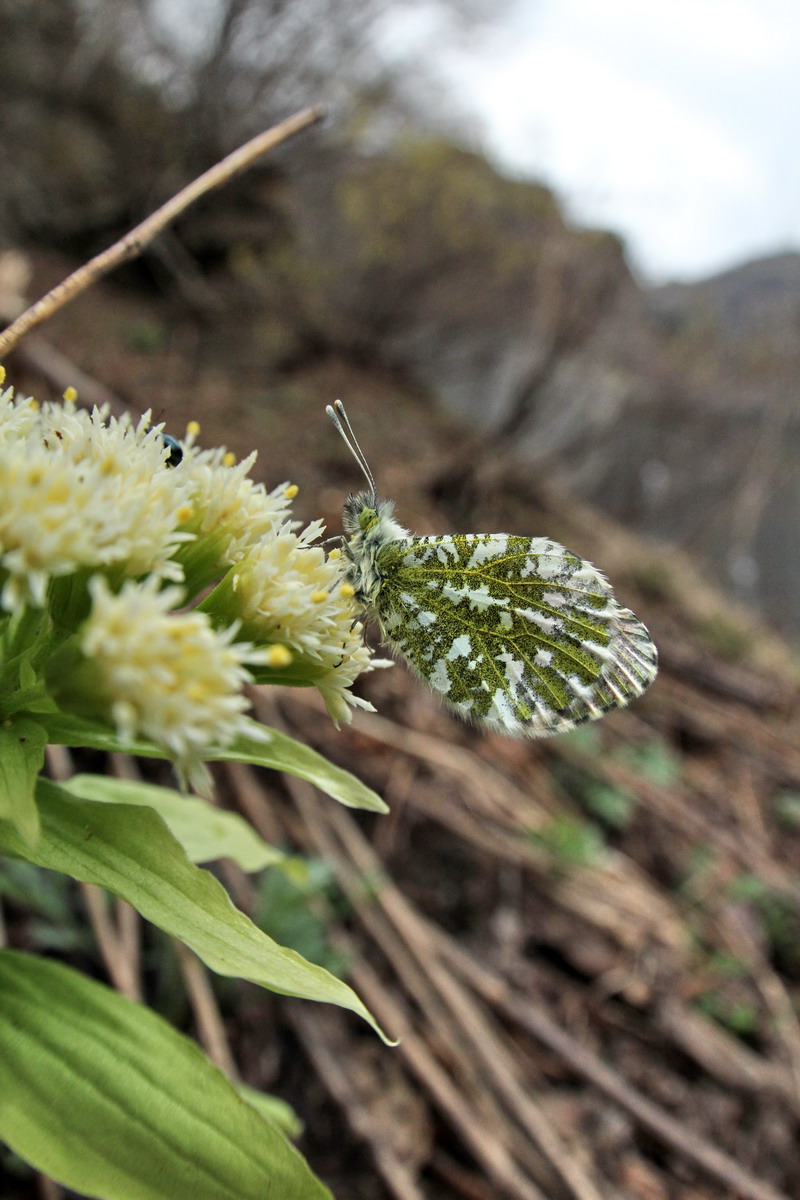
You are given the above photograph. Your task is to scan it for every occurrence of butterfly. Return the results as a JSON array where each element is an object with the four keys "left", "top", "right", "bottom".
[{"left": 326, "top": 400, "right": 657, "bottom": 736}]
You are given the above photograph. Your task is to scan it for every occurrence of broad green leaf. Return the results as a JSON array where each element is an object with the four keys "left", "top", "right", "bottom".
[
  {"left": 0, "top": 715, "right": 46, "bottom": 844},
  {"left": 62, "top": 774, "right": 283, "bottom": 870},
  {"left": 0, "top": 950, "right": 330, "bottom": 1200},
  {"left": 214, "top": 726, "right": 388, "bottom": 813},
  {"left": 33, "top": 711, "right": 387, "bottom": 812},
  {"left": 23, "top": 709, "right": 165, "bottom": 756},
  {"left": 0, "top": 779, "right": 391, "bottom": 1042},
  {"left": 237, "top": 1084, "right": 303, "bottom": 1138}
]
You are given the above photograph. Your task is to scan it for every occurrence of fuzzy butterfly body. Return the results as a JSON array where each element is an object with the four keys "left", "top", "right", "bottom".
[{"left": 328, "top": 403, "right": 657, "bottom": 736}]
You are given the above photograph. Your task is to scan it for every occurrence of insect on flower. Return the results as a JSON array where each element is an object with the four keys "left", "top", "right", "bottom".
[
  {"left": 326, "top": 400, "right": 657, "bottom": 736},
  {"left": 145, "top": 427, "right": 183, "bottom": 466},
  {"left": 160, "top": 432, "right": 184, "bottom": 467}
]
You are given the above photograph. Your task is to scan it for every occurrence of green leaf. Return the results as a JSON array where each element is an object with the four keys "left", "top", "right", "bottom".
[
  {"left": 580, "top": 780, "right": 635, "bottom": 829},
  {"left": 0, "top": 779, "right": 391, "bottom": 1042},
  {"left": 255, "top": 860, "right": 349, "bottom": 975},
  {"left": 0, "top": 715, "right": 46, "bottom": 844},
  {"left": 613, "top": 737, "right": 681, "bottom": 786},
  {"left": 62, "top": 774, "right": 283, "bottom": 870},
  {"left": 772, "top": 790, "right": 800, "bottom": 828},
  {"left": 25, "top": 709, "right": 148, "bottom": 752},
  {"left": 528, "top": 815, "right": 606, "bottom": 867},
  {"left": 0, "top": 950, "right": 331, "bottom": 1200},
  {"left": 33, "top": 711, "right": 388, "bottom": 813},
  {"left": 215, "top": 726, "right": 388, "bottom": 813},
  {"left": 237, "top": 1084, "right": 303, "bottom": 1139}
]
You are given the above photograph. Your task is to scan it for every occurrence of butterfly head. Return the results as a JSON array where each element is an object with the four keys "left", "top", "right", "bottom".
[
  {"left": 328, "top": 403, "right": 412, "bottom": 608},
  {"left": 342, "top": 489, "right": 407, "bottom": 544},
  {"left": 343, "top": 490, "right": 380, "bottom": 536}
]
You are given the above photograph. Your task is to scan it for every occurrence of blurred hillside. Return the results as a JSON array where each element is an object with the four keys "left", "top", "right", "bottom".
[
  {"left": 647, "top": 254, "right": 800, "bottom": 638},
  {"left": 280, "top": 160, "right": 800, "bottom": 642}
]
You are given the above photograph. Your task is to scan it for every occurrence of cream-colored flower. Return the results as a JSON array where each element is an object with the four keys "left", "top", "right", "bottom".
[
  {"left": 0, "top": 390, "right": 192, "bottom": 610},
  {"left": 80, "top": 576, "right": 267, "bottom": 769},
  {"left": 314, "top": 610, "right": 383, "bottom": 727},
  {"left": 0, "top": 381, "right": 40, "bottom": 446},
  {"left": 176, "top": 441, "right": 297, "bottom": 566},
  {"left": 230, "top": 521, "right": 335, "bottom": 652},
  {"left": 1, "top": 376, "right": 386, "bottom": 736},
  {"left": 223, "top": 521, "right": 388, "bottom": 725}
]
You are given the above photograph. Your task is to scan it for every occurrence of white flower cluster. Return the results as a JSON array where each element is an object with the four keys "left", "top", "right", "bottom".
[
  {"left": 176, "top": 438, "right": 297, "bottom": 566},
  {"left": 0, "top": 373, "right": 383, "bottom": 777},
  {"left": 0, "top": 386, "right": 192, "bottom": 608},
  {"left": 81, "top": 577, "right": 269, "bottom": 786},
  {"left": 228, "top": 532, "right": 378, "bottom": 726}
]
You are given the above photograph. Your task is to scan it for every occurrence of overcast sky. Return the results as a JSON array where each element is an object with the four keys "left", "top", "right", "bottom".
[{"left": 382, "top": 0, "right": 800, "bottom": 284}]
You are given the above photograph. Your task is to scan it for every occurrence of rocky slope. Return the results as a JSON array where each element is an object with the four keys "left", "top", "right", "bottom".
[{"left": 280, "top": 147, "right": 799, "bottom": 640}]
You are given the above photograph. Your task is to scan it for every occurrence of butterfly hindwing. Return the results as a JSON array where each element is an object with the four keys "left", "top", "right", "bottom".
[
  {"left": 326, "top": 400, "right": 657, "bottom": 737},
  {"left": 370, "top": 532, "right": 657, "bottom": 735}
]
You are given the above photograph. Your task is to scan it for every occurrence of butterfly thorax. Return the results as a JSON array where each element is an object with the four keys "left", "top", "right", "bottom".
[{"left": 341, "top": 491, "right": 410, "bottom": 609}]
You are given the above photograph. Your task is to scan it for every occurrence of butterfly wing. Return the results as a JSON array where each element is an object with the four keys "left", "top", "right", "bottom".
[{"left": 372, "top": 533, "right": 657, "bottom": 735}]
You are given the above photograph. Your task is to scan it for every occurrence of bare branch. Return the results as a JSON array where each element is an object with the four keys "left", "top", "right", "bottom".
[{"left": 0, "top": 104, "right": 325, "bottom": 360}]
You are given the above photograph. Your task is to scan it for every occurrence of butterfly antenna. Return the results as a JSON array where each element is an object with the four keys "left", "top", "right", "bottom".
[{"left": 326, "top": 399, "right": 377, "bottom": 497}]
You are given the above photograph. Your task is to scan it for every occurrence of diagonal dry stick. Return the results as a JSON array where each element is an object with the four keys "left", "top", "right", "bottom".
[{"left": 0, "top": 104, "right": 325, "bottom": 360}]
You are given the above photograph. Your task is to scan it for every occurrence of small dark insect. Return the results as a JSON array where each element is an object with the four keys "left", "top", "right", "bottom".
[{"left": 159, "top": 432, "right": 183, "bottom": 467}]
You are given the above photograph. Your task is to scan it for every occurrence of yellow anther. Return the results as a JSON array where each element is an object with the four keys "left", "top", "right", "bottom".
[
  {"left": 176, "top": 504, "right": 193, "bottom": 523},
  {"left": 327, "top": 547, "right": 342, "bottom": 560},
  {"left": 284, "top": 484, "right": 299, "bottom": 500},
  {"left": 222, "top": 451, "right": 236, "bottom": 468},
  {"left": 47, "top": 480, "right": 69, "bottom": 503},
  {"left": 339, "top": 583, "right": 356, "bottom": 600},
  {"left": 186, "top": 420, "right": 201, "bottom": 436},
  {"left": 266, "top": 644, "right": 293, "bottom": 668},
  {"left": 63, "top": 386, "right": 78, "bottom": 402},
  {"left": 310, "top": 589, "right": 329, "bottom": 604},
  {"left": 0, "top": 366, "right": 5, "bottom": 384}
]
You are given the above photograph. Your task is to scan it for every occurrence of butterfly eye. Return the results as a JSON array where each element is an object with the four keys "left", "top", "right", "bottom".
[{"left": 359, "top": 506, "right": 379, "bottom": 532}]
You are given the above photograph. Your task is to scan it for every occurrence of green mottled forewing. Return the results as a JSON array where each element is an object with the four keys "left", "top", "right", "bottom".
[{"left": 370, "top": 533, "right": 657, "bottom": 735}]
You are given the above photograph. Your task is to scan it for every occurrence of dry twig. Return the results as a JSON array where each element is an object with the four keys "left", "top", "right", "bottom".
[
  {"left": 0, "top": 105, "right": 325, "bottom": 359},
  {"left": 173, "top": 940, "right": 238, "bottom": 1079}
]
